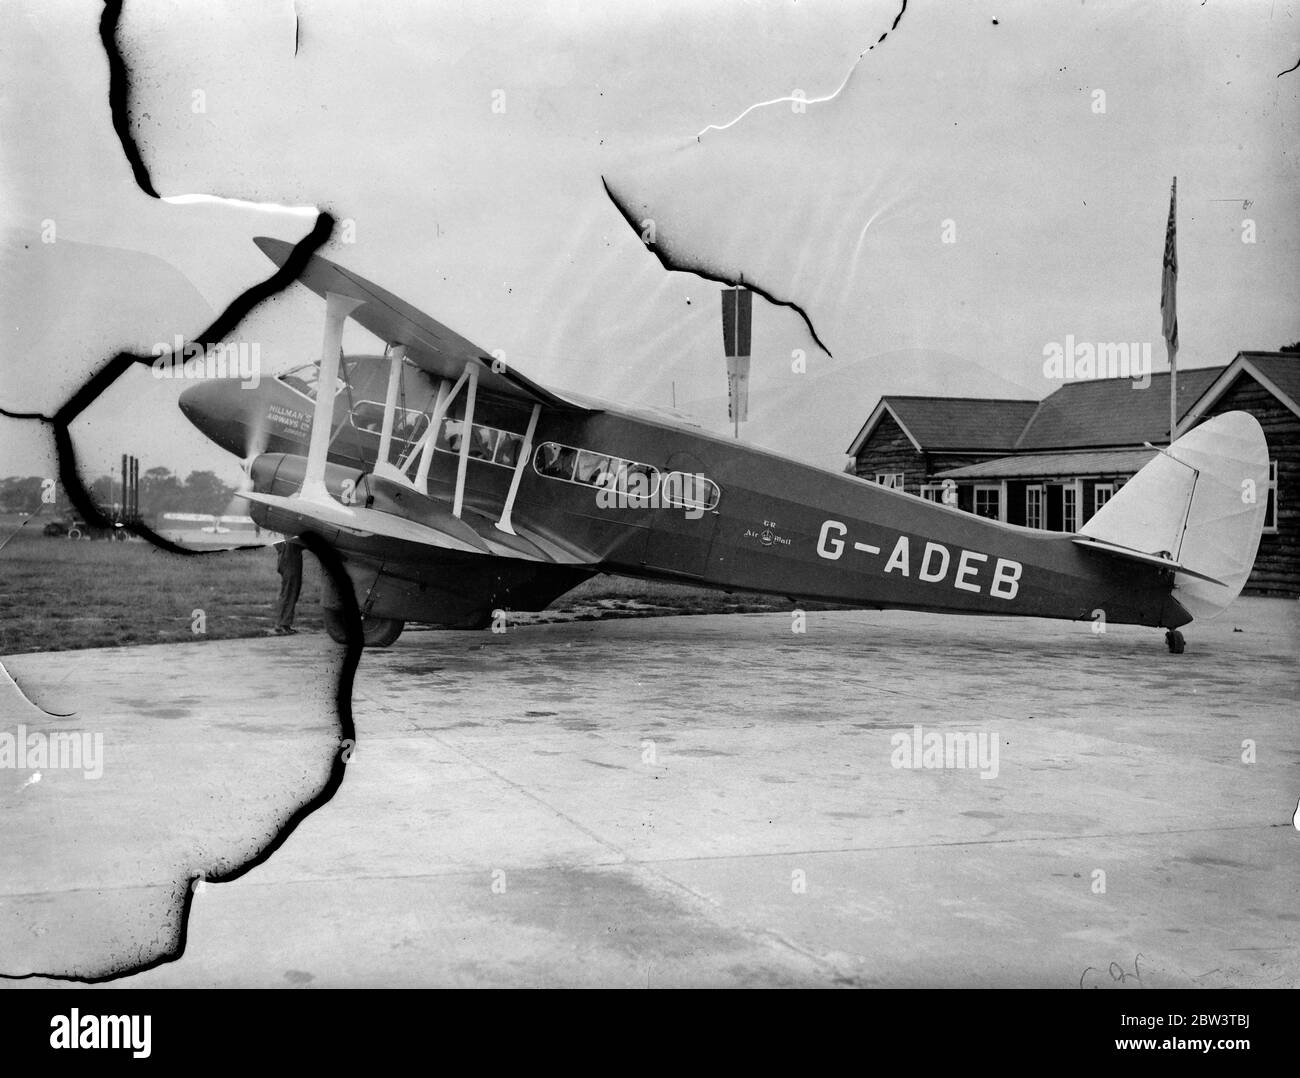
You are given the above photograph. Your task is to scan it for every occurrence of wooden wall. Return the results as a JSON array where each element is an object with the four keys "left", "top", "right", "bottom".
[
  {"left": 1199, "top": 377, "right": 1300, "bottom": 596},
  {"left": 851, "top": 413, "right": 927, "bottom": 494}
]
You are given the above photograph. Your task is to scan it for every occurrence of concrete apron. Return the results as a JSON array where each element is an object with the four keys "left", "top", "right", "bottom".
[{"left": 1, "top": 599, "right": 1297, "bottom": 987}]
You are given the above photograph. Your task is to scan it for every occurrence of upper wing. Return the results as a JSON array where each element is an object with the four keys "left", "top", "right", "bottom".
[{"left": 253, "top": 236, "right": 593, "bottom": 412}]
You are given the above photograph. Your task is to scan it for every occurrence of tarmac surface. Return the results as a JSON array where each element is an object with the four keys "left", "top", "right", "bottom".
[{"left": 2, "top": 598, "right": 1298, "bottom": 988}]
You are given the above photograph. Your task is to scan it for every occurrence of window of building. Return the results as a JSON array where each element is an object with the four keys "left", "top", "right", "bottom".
[
  {"left": 1025, "top": 485, "right": 1044, "bottom": 529},
  {"left": 875, "top": 472, "right": 904, "bottom": 490},
  {"left": 1094, "top": 483, "right": 1115, "bottom": 515},
  {"left": 973, "top": 485, "right": 1001, "bottom": 520},
  {"left": 1063, "top": 485, "right": 1078, "bottom": 533},
  {"left": 1265, "top": 460, "right": 1278, "bottom": 533},
  {"left": 920, "top": 484, "right": 943, "bottom": 502}
]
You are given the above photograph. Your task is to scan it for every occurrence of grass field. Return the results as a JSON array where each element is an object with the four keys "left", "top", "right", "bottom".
[{"left": 0, "top": 516, "right": 828, "bottom": 654}]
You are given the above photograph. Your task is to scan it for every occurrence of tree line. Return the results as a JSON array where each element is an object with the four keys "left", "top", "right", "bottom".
[{"left": 0, "top": 469, "right": 236, "bottom": 518}]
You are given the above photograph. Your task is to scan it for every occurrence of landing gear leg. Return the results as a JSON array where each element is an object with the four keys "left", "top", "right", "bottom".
[{"left": 1165, "top": 629, "right": 1185, "bottom": 654}]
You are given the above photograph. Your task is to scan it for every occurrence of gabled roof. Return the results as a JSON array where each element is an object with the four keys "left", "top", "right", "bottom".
[
  {"left": 847, "top": 396, "right": 1039, "bottom": 456},
  {"left": 935, "top": 449, "right": 1158, "bottom": 480},
  {"left": 1182, "top": 351, "right": 1300, "bottom": 427},
  {"left": 1014, "top": 368, "right": 1223, "bottom": 450}
]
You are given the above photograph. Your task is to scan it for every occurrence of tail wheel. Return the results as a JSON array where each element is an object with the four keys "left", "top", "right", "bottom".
[
  {"left": 1165, "top": 629, "right": 1186, "bottom": 654},
  {"left": 67, "top": 527, "right": 82, "bottom": 540},
  {"left": 321, "top": 606, "right": 405, "bottom": 647}
]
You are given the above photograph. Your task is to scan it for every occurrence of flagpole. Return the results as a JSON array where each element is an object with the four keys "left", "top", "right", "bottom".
[
  {"left": 732, "top": 284, "right": 740, "bottom": 439},
  {"left": 1168, "top": 338, "right": 1177, "bottom": 445},
  {"left": 1161, "top": 176, "right": 1179, "bottom": 445}
]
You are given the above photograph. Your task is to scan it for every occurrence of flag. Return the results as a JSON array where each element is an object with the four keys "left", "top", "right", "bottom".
[
  {"left": 721, "top": 287, "right": 752, "bottom": 424},
  {"left": 1161, "top": 177, "right": 1178, "bottom": 352}
]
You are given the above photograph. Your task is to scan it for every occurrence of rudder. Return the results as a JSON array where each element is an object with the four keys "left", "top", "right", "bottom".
[{"left": 1078, "top": 411, "right": 1269, "bottom": 621}]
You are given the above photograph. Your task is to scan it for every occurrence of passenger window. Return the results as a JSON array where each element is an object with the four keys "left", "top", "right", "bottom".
[
  {"left": 574, "top": 451, "right": 611, "bottom": 485},
  {"left": 663, "top": 471, "right": 720, "bottom": 511},
  {"left": 534, "top": 443, "right": 577, "bottom": 480},
  {"left": 349, "top": 402, "right": 385, "bottom": 435},
  {"left": 469, "top": 425, "right": 498, "bottom": 460},
  {"left": 616, "top": 462, "right": 658, "bottom": 504},
  {"left": 350, "top": 402, "right": 428, "bottom": 446},
  {"left": 394, "top": 411, "right": 428, "bottom": 446},
  {"left": 438, "top": 418, "right": 465, "bottom": 452},
  {"left": 495, "top": 432, "right": 522, "bottom": 467}
]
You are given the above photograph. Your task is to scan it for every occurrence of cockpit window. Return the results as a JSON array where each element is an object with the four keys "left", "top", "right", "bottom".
[{"left": 276, "top": 362, "right": 345, "bottom": 402}]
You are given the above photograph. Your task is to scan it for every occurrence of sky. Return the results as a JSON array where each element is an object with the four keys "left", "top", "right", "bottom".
[{"left": 2, "top": 0, "right": 1297, "bottom": 488}]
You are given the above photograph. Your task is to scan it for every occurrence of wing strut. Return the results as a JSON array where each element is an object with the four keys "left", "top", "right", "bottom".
[
  {"left": 451, "top": 363, "right": 479, "bottom": 518},
  {"left": 413, "top": 367, "right": 467, "bottom": 492},
  {"left": 495, "top": 403, "right": 541, "bottom": 535},
  {"left": 372, "top": 343, "right": 408, "bottom": 481},
  {"left": 300, "top": 291, "right": 365, "bottom": 503}
]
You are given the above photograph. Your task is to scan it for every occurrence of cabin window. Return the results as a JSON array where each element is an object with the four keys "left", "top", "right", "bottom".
[
  {"left": 534, "top": 442, "right": 578, "bottom": 480},
  {"left": 875, "top": 472, "right": 904, "bottom": 490},
  {"left": 662, "top": 471, "right": 721, "bottom": 512},
  {"left": 431, "top": 417, "right": 522, "bottom": 469},
  {"left": 1094, "top": 483, "right": 1114, "bottom": 515},
  {"left": 973, "top": 485, "right": 1001, "bottom": 521},
  {"left": 609, "top": 462, "right": 660, "bottom": 504},
  {"left": 348, "top": 400, "right": 429, "bottom": 447},
  {"left": 574, "top": 450, "right": 611, "bottom": 485},
  {"left": 532, "top": 442, "right": 660, "bottom": 498},
  {"left": 1264, "top": 460, "right": 1278, "bottom": 533},
  {"left": 494, "top": 432, "right": 523, "bottom": 467}
]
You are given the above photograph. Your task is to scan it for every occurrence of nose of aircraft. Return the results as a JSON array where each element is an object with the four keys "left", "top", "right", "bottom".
[{"left": 178, "top": 381, "right": 257, "bottom": 457}]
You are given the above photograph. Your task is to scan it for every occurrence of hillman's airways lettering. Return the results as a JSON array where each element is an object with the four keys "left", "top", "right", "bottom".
[
  {"left": 816, "top": 520, "right": 1022, "bottom": 599},
  {"left": 50, "top": 1010, "right": 151, "bottom": 1058}
]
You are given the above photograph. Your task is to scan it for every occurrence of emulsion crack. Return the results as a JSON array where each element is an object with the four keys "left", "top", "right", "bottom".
[{"left": 601, "top": 177, "right": 834, "bottom": 358}]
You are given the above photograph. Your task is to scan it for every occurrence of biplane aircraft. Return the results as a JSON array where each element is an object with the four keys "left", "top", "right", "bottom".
[{"left": 177, "top": 237, "right": 1269, "bottom": 651}]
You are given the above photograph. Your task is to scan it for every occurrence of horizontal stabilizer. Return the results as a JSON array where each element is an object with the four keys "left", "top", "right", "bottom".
[{"left": 1071, "top": 536, "right": 1228, "bottom": 587}]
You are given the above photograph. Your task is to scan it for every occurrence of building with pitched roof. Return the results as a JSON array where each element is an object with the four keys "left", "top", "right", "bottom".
[{"left": 846, "top": 352, "right": 1298, "bottom": 594}]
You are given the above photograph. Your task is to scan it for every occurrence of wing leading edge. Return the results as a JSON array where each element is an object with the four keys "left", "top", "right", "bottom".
[{"left": 253, "top": 236, "right": 593, "bottom": 413}]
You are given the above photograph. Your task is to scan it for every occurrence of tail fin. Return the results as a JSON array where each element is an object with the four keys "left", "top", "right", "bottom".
[{"left": 1077, "top": 411, "right": 1269, "bottom": 621}]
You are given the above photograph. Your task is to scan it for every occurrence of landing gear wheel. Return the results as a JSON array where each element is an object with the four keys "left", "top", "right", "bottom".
[
  {"left": 322, "top": 607, "right": 405, "bottom": 647},
  {"left": 1165, "top": 629, "right": 1185, "bottom": 654}
]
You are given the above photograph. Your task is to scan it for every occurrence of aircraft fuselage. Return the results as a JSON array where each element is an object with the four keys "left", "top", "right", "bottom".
[{"left": 182, "top": 355, "right": 1188, "bottom": 629}]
